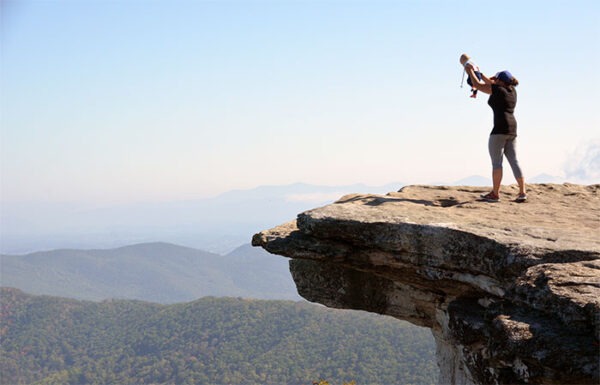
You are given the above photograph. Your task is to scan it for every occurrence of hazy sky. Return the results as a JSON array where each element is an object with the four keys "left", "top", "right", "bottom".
[{"left": 2, "top": 0, "right": 599, "bottom": 204}]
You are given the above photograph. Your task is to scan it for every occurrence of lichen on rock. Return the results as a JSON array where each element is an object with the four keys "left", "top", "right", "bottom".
[{"left": 252, "top": 184, "right": 600, "bottom": 385}]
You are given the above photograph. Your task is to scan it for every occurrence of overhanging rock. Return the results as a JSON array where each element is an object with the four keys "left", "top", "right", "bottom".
[{"left": 253, "top": 184, "right": 600, "bottom": 385}]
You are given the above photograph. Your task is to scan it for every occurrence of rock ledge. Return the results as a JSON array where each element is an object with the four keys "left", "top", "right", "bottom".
[{"left": 253, "top": 184, "right": 599, "bottom": 385}]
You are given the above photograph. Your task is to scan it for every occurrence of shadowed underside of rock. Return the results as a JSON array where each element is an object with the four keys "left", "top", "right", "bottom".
[{"left": 252, "top": 184, "right": 600, "bottom": 385}]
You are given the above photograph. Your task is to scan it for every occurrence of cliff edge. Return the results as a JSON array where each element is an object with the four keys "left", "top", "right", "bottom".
[{"left": 252, "top": 184, "right": 600, "bottom": 385}]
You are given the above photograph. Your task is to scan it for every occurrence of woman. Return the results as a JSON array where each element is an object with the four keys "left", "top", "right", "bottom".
[{"left": 466, "top": 66, "right": 527, "bottom": 202}]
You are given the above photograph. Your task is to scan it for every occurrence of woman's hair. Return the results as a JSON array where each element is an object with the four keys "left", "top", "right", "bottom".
[{"left": 509, "top": 77, "right": 519, "bottom": 86}]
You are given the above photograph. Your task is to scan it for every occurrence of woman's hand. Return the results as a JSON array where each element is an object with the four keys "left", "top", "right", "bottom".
[{"left": 467, "top": 67, "right": 492, "bottom": 95}]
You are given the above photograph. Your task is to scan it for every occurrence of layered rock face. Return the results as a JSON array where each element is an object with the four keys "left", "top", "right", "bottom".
[{"left": 252, "top": 184, "right": 600, "bottom": 385}]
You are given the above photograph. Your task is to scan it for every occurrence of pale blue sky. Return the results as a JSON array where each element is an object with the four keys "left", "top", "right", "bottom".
[{"left": 2, "top": 0, "right": 599, "bottom": 204}]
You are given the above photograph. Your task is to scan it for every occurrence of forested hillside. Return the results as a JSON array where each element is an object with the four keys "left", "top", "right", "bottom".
[{"left": 0, "top": 288, "right": 437, "bottom": 385}]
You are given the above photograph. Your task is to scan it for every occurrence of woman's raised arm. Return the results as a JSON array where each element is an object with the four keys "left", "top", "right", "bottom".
[{"left": 467, "top": 66, "right": 492, "bottom": 95}]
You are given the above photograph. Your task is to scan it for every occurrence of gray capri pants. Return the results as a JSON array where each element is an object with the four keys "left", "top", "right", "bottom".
[{"left": 488, "top": 134, "right": 523, "bottom": 179}]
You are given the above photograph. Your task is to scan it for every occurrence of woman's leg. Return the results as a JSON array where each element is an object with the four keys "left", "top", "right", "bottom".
[
  {"left": 492, "top": 168, "right": 503, "bottom": 195},
  {"left": 504, "top": 136, "right": 526, "bottom": 195},
  {"left": 488, "top": 135, "right": 506, "bottom": 195}
]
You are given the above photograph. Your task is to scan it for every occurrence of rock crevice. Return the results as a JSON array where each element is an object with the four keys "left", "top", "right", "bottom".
[{"left": 252, "top": 184, "right": 599, "bottom": 385}]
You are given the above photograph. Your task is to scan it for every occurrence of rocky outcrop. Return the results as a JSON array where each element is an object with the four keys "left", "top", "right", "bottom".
[{"left": 252, "top": 184, "right": 600, "bottom": 385}]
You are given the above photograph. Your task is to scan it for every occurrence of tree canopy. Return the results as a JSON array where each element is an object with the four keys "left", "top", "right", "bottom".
[{"left": 1, "top": 288, "right": 438, "bottom": 385}]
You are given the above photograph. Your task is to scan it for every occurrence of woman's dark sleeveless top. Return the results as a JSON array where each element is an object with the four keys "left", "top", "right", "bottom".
[{"left": 488, "top": 84, "right": 517, "bottom": 135}]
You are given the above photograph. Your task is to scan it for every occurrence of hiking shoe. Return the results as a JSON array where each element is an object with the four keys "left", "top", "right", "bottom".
[
  {"left": 515, "top": 193, "right": 527, "bottom": 203},
  {"left": 480, "top": 192, "right": 499, "bottom": 202}
]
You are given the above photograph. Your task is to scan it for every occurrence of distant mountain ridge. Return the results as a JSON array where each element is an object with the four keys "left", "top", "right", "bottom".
[
  {"left": 1, "top": 182, "right": 403, "bottom": 254},
  {"left": 1, "top": 242, "right": 301, "bottom": 303}
]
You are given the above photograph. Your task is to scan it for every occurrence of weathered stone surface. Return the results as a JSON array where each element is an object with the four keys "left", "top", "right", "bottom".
[{"left": 252, "top": 184, "right": 600, "bottom": 385}]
